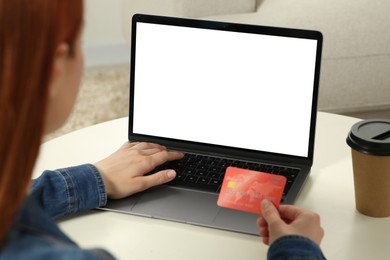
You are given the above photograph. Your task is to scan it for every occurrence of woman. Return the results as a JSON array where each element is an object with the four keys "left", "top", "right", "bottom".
[{"left": 0, "top": 0, "right": 325, "bottom": 259}]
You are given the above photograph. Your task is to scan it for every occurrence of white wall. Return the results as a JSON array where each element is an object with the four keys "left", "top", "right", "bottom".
[
  {"left": 83, "top": 0, "right": 256, "bottom": 67},
  {"left": 83, "top": 0, "right": 129, "bottom": 67},
  {"left": 83, "top": 0, "right": 185, "bottom": 67}
]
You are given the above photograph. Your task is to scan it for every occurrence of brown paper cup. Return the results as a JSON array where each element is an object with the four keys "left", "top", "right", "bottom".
[
  {"left": 347, "top": 119, "right": 390, "bottom": 217},
  {"left": 351, "top": 150, "right": 390, "bottom": 217}
]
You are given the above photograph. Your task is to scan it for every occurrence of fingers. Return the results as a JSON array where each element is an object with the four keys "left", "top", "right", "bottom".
[
  {"left": 122, "top": 142, "right": 165, "bottom": 151},
  {"left": 131, "top": 142, "right": 165, "bottom": 150},
  {"left": 277, "top": 204, "right": 303, "bottom": 222},
  {"left": 259, "top": 200, "right": 284, "bottom": 245},
  {"left": 124, "top": 142, "right": 184, "bottom": 160},
  {"left": 151, "top": 150, "right": 184, "bottom": 166},
  {"left": 136, "top": 147, "right": 168, "bottom": 156},
  {"left": 261, "top": 199, "right": 282, "bottom": 226},
  {"left": 258, "top": 201, "right": 325, "bottom": 246},
  {"left": 258, "top": 222, "right": 269, "bottom": 241},
  {"left": 122, "top": 142, "right": 184, "bottom": 170},
  {"left": 257, "top": 215, "right": 267, "bottom": 228},
  {"left": 133, "top": 169, "right": 177, "bottom": 192}
]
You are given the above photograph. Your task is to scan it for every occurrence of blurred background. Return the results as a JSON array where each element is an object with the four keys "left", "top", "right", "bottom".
[{"left": 45, "top": 0, "right": 390, "bottom": 141}]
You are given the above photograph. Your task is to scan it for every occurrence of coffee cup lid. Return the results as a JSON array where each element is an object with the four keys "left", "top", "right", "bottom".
[{"left": 347, "top": 119, "right": 390, "bottom": 156}]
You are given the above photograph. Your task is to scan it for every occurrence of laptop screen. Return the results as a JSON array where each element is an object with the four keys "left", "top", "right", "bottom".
[{"left": 130, "top": 15, "right": 322, "bottom": 159}]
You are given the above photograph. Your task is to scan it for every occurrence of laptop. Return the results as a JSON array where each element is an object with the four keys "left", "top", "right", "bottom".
[{"left": 102, "top": 14, "right": 323, "bottom": 235}]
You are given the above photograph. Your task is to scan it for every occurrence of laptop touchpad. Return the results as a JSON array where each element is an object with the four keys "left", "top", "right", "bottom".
[{"left": 132, "top": 186, "right": 220, "bottom": 224}]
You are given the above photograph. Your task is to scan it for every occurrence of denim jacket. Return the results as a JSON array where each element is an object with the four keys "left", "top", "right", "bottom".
[
  {"left": 0, "top": 164, "right": 325, "bottom": 260},
  {"left": 1, "top": 164, "right": 115, "bottom": 260},
  {"left": 267, "top": 235, "right": 326, "bottom": 260}
]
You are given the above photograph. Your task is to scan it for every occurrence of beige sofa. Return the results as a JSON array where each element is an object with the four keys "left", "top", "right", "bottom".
[{"left": 204, "top": 0, "right": 390, "bottom": 114}]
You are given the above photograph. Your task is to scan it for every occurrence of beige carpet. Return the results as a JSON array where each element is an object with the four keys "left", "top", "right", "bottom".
[{"left": 44, "top": 65, "right": 130, "bottom": 142}]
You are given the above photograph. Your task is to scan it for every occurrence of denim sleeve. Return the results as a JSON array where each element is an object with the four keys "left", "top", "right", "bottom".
[
  {"left": 31, "top": 164, "right": 107, "bottom": 219},
  {"left": 267, "top": 235, "right": 326, "bottom": 260}
]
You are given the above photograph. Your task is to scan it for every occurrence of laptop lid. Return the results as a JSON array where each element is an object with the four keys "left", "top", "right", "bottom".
[{"left": 128, "top": 14, "right": 323, "bottom": 168}]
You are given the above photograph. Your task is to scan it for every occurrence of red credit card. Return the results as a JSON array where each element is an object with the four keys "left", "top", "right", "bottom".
[{"left": 217, "top": 166, "right": 286, "bottom": 215}]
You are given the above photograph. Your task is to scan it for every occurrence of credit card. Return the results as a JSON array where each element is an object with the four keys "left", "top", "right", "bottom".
[{"left": 217, "top": 166, "right": 287, "bottom": 215}]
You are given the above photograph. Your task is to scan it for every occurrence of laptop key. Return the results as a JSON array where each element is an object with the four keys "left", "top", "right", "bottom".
[
  {"left": 208, "top": 173, "right": 222, "bottom": 180},
  {"left": 198, "top": 177, "right": 211, "bottom": 184},
  {"left": 185, "top": 175, "right": 198, "bottom": 183},
  {"left": 197, "top": 171, "right": 208, "bottom": 177},
  {"left": 210, "top": 179, "right": 222, "bottom": 186},
  {"left": 183, "top": 168, "right": 196, "bottom": 175}
]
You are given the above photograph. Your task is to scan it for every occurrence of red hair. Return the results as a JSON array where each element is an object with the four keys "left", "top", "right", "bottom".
[{"left": 0, "top": 0, "right": 83, "bottom": 246}]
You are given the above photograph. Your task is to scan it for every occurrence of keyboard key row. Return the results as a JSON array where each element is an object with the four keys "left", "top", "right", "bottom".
[{"left": 152, "top": 153, "right": 300, "bottom": 195}]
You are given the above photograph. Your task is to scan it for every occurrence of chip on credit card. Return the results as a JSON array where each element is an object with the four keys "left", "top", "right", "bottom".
[{"left": 217, "top": 166, "right": 287, "bottom": 215}]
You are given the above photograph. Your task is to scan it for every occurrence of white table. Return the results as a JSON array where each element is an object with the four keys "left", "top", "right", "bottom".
[{"left": 33, "top": 112, "right": 390, "bottom": 260}]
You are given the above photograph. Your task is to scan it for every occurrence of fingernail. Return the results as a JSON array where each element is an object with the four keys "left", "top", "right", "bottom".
[
  {"left": 167, "top": 170, "right": 176, "bottom": 179},
  {"left": 261, "top": 199, "right": 270, "bottom": 208}
]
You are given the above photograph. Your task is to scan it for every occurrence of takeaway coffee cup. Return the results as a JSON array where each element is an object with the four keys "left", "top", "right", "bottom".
[{"left": 347, "top": 119, "right": 390, "bottom": 217}]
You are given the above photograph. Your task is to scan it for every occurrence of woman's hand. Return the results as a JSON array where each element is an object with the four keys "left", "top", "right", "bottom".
[
  {"left": 257, "top": 200, "right": 324, "bottom": 246},
  {"left": 94, "top": 142, "right": 184, "bottom": 199}
]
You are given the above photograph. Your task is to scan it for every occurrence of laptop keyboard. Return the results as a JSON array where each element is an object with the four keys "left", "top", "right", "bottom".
[{"left": 151, "top": 153, "right": 299, "bottom": 200}]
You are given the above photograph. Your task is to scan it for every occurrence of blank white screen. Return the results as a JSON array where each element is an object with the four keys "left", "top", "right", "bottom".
[{"left": 133, "top": 23, "right": 318, "bottom": 157}]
